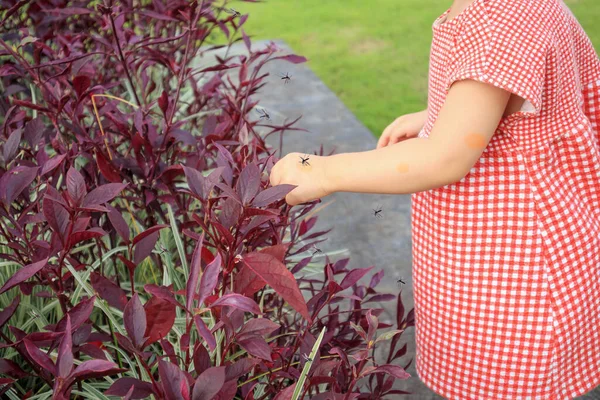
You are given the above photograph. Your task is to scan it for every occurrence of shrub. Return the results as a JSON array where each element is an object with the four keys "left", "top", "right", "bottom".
[{"left": 0, "top": 0, "right": 415, "bottom": 398}]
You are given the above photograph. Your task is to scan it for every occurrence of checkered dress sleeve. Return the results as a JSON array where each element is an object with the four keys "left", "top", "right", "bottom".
[{"left": 446, "top": 0, "right": 551, "bottom": 118}]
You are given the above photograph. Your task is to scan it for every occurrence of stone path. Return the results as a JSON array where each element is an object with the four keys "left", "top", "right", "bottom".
[{"left": 194, "top": 38, "right": 600, "bottom": 399}]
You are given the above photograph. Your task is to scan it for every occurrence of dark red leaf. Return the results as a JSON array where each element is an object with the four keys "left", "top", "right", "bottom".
[
  {"left": 237, "top": 335, "right": 272, "bottom": 361},
  {"left": 66, "top": 167, "right": 86, "bottom": 205},
  {"left": 1, "top": 166, "right": 38, "bottom": 205},
  {"left": 197, "top": 251, "right": 221, "bottom": 307},
  {"left": 273, "top": 383, "right": 296, "bottom": 400},
  {"left": 3, "top": 128, "right": 22, "bottom": 161},
  {"left": 106, "top": 204, "right": 130, "bottom": 244},
  {"left": 41, "top": 154, "right": 67, "bottom": 175},
  {"left": 73, "top": 75, "right": 91, "bottom": 98},
  {"left": 124, "top": 293, "right": 147, "bottom": 348},
  {"left": 79, "top": 343, "right": 107, "bottom": 360},
  {"left": 0, "top": 258, "right": 48, "bottom": 294},
  {"left": 359, "top": 364, "right": 411, "bottom": 380},
  {"left": 56, "top": 296, "right": 96, "bottom": 332},
  {"left": 233, "top": 265, "right": 266, "bottom": 297},
  {"left": 90, "top": 272, "right": 128, "bottom": 311},
  {"left": 144, "top": 284, "right": 183, "bottom": 309},
  {"left": 158, "top": 91, "right": 169, "bottom": 116},
  {"left": 193, "top": 343, "right": 210, "bottom": 376},
  {"left": 241, "top": 29, "right": 251, "bottom": 52},
  {"left": 366, "top": 309, "right": 378, "bottom": 341},
  {"left": 192, "top": 366, "right": 225, "bottom": 400},
  {"left": 0, "top": 297, "right": 20, "bottom": 328},
  {"left": 251, "top": 184, "right": 296, "bottom": 207},
  {"left": 369, "top": 270, "right": 384, "bottom": 289},
  {"left": 210, "top": 294, "right": 261, "bottom": 315},
  {"left": 57, "top": 314, "right": 73, "bottom": 378},
  {"left": 23, "top": 117, "right": 44, "bottom": 147},
  {"left": 182, "top": 166, "right": 223, "bottom": 200},
  {"left": 68, "top": 228, "right": 106, "bottom": 247},
  {"left": 132, "top": 224, "right": 168, "bottom": 245},
  {"left": 340, "top": 266, "right": 375, "bottom": 290},
  {"left": 238, "top": 319, "right": 279, "bottom": 339},
  {"left": 23, "top": 339, "right": 55, "bottom": 376},
  {"left": 241, "top": 252, "right": 311, "bottom": 322},
  {"left": 143, "top": 296, "right": 175, "bottom": 346},
  {"left": 81, "top": 183, "right": 127, "bottom": 207},
  {"left": 275, "top": 54, "right": 308, "bottom": 64},
  {"left": 0, "top": 358, "right": 28, "bottom": 378},
  {"left": 158, "top": 360, "right": 185, "bottom": 400},
  {"left": 194, "top": 315, "right": 216, "bottom": 351},
  {"left": 124, "top": 386, "right": 135, "bottom": 400},
  {"left": 106, "top": 378, "right": 154, "bottom": 399},
  {"left": 95, "top": 149, "right": 122, "bottom": 183},
  {"left": 235, "top": 163, "right": 260, "bottom": 205},
  {"left": 69, "top": 359, "right": 125, "bottom": 381},
  {"left": 133, "top": 231, "right": 159, "bottom": 265},
  {"left": 213, "top": 380, "right": 237, "bottom": 400}
]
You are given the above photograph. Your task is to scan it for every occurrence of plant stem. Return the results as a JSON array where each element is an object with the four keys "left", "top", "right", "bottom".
[{"left": 108, "top": 13, "right": 142, "bottom": 107}]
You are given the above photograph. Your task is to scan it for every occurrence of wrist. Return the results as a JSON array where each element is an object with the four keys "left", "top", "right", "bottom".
[{"left": 322, "top": 154, "right": 337, "bottom": 195}]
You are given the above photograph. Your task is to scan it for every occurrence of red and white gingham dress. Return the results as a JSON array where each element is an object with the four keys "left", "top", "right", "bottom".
[{"left": 411, "top": 0, "right": 600, "bottom": 398}]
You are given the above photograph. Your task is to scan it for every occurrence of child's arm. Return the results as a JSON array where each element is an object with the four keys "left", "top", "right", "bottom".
[
  {"left": 269, "top": 80, "right": 514, "bottom": 206},
  {"left": 325, "top": 80, "right": 513, "bottom": 195}
]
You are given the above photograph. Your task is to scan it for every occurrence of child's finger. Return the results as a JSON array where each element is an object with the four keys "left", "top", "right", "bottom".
[
  {"left": 377, "top": 135, "right": 389, "bottom": 149},
  {"left": 389, "top": 133, "right": 406, "bottom": 145}
]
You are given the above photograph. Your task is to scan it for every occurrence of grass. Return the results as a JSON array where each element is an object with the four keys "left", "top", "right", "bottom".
[{"left": 231, "top": 0, "right": 600, "bottom": 137}]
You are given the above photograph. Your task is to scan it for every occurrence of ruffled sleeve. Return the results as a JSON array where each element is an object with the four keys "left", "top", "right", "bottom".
[{"left": 445, "top": 0, "right": 552, "bottom": 117}]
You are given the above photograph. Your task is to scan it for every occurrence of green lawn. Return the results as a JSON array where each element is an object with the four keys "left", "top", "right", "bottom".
[{"left": 231, "top": 0, "right": 600, "bottom": 137}]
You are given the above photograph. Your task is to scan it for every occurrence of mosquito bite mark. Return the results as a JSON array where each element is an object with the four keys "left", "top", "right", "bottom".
[
  {"left": 395, "top": 163, "right": 410, "bottom": 173},
  {"left": 464, "top": 133, "right": 487, "bottom": 149}
]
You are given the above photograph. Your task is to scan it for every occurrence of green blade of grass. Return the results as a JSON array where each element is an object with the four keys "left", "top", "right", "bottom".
[
  {"left": 291, "top": 326, "right": 327, "bottom": 400},
  {"left": 167, "top": 204, "right": 188, "bottom": 278}
]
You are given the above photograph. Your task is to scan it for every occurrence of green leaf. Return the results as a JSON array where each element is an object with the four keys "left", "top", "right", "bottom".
[{"left": 375, "top": 329, "right": 404, "bottom": 344}]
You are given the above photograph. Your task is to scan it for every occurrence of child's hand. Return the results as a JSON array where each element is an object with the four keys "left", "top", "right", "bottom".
[
  {"left": 376, "top": 109, "right": 428, "bottom": 149},
  {"left": 269, "top": 152, "right": 332, "bottom": 206}
]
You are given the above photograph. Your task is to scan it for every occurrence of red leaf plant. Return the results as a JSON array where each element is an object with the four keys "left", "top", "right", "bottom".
[{"left": 0, "top": 0, "right": 415, "bottom": 398}]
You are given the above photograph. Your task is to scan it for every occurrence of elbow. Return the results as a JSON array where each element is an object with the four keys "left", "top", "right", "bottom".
[{"left": 435, "top": 158, "right": 469, "bottom": 186}]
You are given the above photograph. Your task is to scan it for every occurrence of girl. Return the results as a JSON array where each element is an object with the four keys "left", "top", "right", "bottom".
[{"left": 269, "top": 0, "right": 600, "bottom": 398}]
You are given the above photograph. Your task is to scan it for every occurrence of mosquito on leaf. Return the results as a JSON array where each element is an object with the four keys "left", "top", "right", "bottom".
[
  {"left": 373, "top": 205, "right": 383, "bottom": 219},
  {"left": 279, "top": 72, "right": 292, "bottom": 84},
  {"left": 301, "top": 353, "right": 313, "bottom": 362},
  {"left": 255, "top": 108, "right": 271, "bottom": 121},
  {"left": 299, "top": 154, "right": 311, "bottom": 167}
]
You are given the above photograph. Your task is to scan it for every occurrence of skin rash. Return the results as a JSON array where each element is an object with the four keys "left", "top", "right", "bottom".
[
  {"left": 395, "top": 163, "right": 410, "bottom": 173},
  {"left": 464, "top": 133, "right": 488, "bottom": 149}
]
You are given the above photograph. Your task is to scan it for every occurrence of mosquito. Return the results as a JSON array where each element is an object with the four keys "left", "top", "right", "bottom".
[
  {"left": 397, "top": 278, "right": 406, "bottom": 285},
  {"left": 158, "top": 244, "right": 168, "bottom": 255},
  {"left": 299, "top": 154, "right": 311, "bottom": 167},
  {"left": 373, "top": 205, "right": 383, "bottom": 219},
  {"left": 223, "top": 7, "right": 241, "bottom": 17},
  {"left": 311, "top": 245, "right": 323, "bottom": 255},
  {"left": 255, "top": 108, "right": 271, "bottom": 120},
  {"left": 301, "top": 353, "right": 313, "bottom": 362},
  {"left": 279, "top": 72, "right": 292, "bottom": 84}
]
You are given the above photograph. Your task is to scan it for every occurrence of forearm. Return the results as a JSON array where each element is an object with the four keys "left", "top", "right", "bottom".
[{"left": 325, "top": 137, "right": 458, "bottom": 195}]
